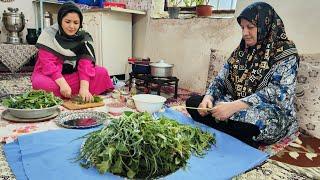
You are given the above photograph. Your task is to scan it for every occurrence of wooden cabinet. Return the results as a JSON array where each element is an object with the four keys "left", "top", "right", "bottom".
[{"left": 82, "top": 8, "right": 145, "bottom": 76}]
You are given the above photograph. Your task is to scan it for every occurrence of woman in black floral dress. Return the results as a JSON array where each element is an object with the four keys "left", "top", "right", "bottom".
[{"left": 186, "top": 2, "right": 299, "bottom": 147}]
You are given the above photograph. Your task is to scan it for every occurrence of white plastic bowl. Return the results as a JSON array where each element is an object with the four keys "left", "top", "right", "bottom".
[{"left": 132, "top": 94, "right": 166, "bottom": 114}]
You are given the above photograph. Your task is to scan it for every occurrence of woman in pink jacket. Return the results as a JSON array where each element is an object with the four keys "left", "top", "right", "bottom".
[{"left": 32, "top": 2, "right": 113, "bottom": 102}]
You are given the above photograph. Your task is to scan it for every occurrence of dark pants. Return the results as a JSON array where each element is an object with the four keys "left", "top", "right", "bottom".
[{"left": 186, "top": 95, "right": 262, "bottom": 148}]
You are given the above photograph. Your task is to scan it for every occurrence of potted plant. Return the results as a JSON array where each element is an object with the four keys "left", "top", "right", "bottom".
[
  {"left": 167, "top": 0, "right": 182, "bottom": 19},
  {"left": 183, "top": 0, "right": 195, "bottom": 7},
  {"left": 195, "top": 0, "right": 212, "bottom": 17}
]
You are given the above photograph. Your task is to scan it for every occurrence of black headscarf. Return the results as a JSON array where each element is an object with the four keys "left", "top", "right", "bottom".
[
  {"left": 36, "top": 1, "right": 95, "bottom": 74},
  {"left": 226, "top": 2, "right": 299, "bottom": 99},
  {"left": 56, "top": 1, "right": 95, "bottom": 74}
]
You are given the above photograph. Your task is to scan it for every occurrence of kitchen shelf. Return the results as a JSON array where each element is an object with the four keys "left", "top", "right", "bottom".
[
  {"left": 32, "top": 0, "right": 63, "bottom": 30},
  {"left": 84, "top": 7, "right": 146, "bottom": 15},
  {"left": 33, "top": 0, "right": 64, "bottom": 5}
]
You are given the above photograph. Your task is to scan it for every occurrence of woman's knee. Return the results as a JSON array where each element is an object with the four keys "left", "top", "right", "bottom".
[
  {"left": 186, "top": 95, "right": 206, "bottom": 120},
  {"left": 94, "top": 66, "right": 108, "bottom": 76},
  {"left": 186, "top": 95, "right": 203, "bottom": 108},
  {"left": 32, "top": 76, "right": 60, "bottom": 94}
]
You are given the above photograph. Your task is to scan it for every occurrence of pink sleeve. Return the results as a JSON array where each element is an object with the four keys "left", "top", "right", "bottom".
[
  {"left": 77, "top": 59, "right": 95, "bottom": 81},
  {"left": 37, "top": 49, "right": 63, "bottom": 80}
]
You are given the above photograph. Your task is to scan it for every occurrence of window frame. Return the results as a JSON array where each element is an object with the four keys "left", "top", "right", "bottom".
[{"left": 164, "top": 0, "right": 236, "bottom": 14}]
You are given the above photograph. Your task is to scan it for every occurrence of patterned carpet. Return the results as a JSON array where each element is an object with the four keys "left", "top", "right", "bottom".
[
  {"left": 0, "top": 73, "right": 32, "bottom": 98},
  {"left": 0, "top": 73, "right": 319, "bottom": 179}
]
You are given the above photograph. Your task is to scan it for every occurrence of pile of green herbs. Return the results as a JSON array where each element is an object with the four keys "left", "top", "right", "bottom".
[
  {"left": 77, "top": 112, "right": 215, "bottom": 179},
  {"left": 71, "top": 95, "right": 103, "bottom": 104},
  {"left": 1, "top": 90, "right": 62, "bottom": 109}
]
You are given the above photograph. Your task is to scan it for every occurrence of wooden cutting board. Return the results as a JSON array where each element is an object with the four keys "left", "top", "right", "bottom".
[{"left": 62, "top": 101, "right": 105, "bottom": 110}]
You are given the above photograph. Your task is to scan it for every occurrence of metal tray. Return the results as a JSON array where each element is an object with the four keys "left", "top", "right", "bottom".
[
  {"left": 55, "top": 111, "right": 108, "bottom": 129},
  {"left": 7, "top": 105, "right": 60, "bottom": 119},
  {"left": 1, "top": 108, "right": 60, "bottom": 123}
]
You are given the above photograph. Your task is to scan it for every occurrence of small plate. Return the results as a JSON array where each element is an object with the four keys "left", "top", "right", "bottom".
[
  {"left": 1, "top": 108, "right": 60, "bottom": 123},
  {"left": 55, "top": 111, "right": 108, "bottom": 129}
]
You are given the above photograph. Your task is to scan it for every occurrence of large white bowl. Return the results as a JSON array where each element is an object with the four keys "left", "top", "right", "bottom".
[{"left": 132, "top": 94, "right": 166, "bottom": 114}]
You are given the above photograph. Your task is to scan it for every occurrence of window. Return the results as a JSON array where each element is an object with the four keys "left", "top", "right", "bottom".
[
  {"left": 164, "top": 0, "right": 237, "bottom": 13},
  {"left": 209, "top": 0, "right": 237, "bottom": 10}
]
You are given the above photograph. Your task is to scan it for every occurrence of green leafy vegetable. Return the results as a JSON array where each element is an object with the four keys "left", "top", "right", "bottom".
[
  {"left": 1, "top": 90, "right": 62, "bottom": 109},
  {"left": 77, "top": 112, "right": 215, "bottom": 179},
  {"left": 71, "top": 95, "right": 103, "bottom": 104}
]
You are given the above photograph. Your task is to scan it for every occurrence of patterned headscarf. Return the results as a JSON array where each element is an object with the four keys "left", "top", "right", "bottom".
[
  {"left": 226, "top": 2, "right": 298, "bottom": 99},
  {"left": 36, "top": 1, "right": 95, "bottom": 74}
]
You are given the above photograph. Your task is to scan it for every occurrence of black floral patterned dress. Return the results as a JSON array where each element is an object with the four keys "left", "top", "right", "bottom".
[
  {"left": 206, "top": 55, "right": 299, "bottom": 144},
  {"left": 206, "top": 2, "right": 299, "bottom": 144}
]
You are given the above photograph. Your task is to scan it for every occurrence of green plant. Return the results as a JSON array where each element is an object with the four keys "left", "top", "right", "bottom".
[
  {"left": 195, "top": 0, "right": 209, "bottom": 6},
  {"left": 71, "top": 95, "right": 103, "bottom": 104},
  {"left": 183, "top": 0, "right": 196, "bottom": 7},
  {"left": 1, "top": 90, "right": 62, "bottom": 109},
  {"left": 169, "top": 0, "right": 183, "bottom": 7},
  {"left": 77, "top": 112, "right": 215, "bottom": 179}
]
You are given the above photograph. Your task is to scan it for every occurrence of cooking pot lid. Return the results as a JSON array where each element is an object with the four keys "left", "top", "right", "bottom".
[
  {"left": 3, "top": 7, "right": 23, "bottom": 16},
  {"left": 150, "top": 60, "right": 173, "bottom": 68},
  {"left": 2, "top": 8, "right": 24, "bottom": 18}
]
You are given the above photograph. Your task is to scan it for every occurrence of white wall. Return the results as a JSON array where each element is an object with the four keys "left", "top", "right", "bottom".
[
  {"left": 133, "top": 0, "right": 320, "bottom": 93},
  {"left": 138, "top": 18, "right": 239, "bottom": 93},
  {"left": 236, "top": 0, "right": 320, "bottom": 54}
]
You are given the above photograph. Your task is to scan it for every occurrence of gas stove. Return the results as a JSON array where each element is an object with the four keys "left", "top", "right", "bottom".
[{"left": 129, "top": 72, "right": 179, "bottom": 99}]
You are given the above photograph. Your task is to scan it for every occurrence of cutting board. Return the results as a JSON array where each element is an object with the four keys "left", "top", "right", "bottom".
[{"left": 62, "top": 101, "right": 105, "bottom": 110}]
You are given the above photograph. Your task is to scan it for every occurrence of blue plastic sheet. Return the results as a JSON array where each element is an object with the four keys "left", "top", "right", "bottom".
[{"left": 4, "top": 108, "right": 268, "bottom": 180}]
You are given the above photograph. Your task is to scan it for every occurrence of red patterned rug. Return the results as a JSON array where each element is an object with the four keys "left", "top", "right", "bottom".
[{"left": 271, "top": 134, "right": 320, "bottom": 167}]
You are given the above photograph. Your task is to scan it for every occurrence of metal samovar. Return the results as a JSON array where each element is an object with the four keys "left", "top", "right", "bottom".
[{"left": 2, "top": 7, "right": 25, "bottom": 44}]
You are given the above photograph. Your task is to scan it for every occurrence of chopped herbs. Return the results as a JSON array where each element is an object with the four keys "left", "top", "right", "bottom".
[
  {"left": 77, "top": 112, "right": 215, "bottom": 179},
  {"left": 71, "top": 95, "right": 103, "bottom": 104},
  {"left": 1, "top": 90, "right": 62, "bottom": 109}
]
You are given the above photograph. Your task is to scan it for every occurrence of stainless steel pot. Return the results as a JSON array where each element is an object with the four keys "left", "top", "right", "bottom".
[{"left": 150, "top": 60, "right": 174, "bottom": 77}]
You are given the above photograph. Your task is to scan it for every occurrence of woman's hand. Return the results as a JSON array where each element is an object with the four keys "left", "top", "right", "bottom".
[
  {"left": 79, "top": 88, "right": 93, "bottom": 102},
  {"left": 55, "top": 77, "right": 72, "bottom": 98},
  {"left": 79, "top": 80, "right": 93, "bottom": 102},
  {"left": 211, "top": 100, "right": 249, "bottom": 121},
  {"left": 198, "top": 95, "right": 214, "bottom": 117},
  {"left": 60, "top": 84, "right": 72, "bottom": 98}
]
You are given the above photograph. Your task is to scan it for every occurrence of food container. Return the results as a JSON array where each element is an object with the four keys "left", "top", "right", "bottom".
[
  {"left": 131, "top": 58, "right": 151, "bottom": 74},
  {"left": 150, "top": 60, "right": 174, "bottom": 77},
  {"left": 132, "top": 63, "right": 151, "bottom": 74},
  {"left": 132, "top": 94, "right": 166, "bottom": 113},
  {"left": 75, "top": 0, "right": 104, "bottom": 7},
  {"left": 43, "top": 11, "right": 53, "bottom": 29},
  {"left": 106, "top": 102, "right": 126, "bottom": 116},
  {"left": 104, "top": 2, "right": 126, "bottom": 8}
]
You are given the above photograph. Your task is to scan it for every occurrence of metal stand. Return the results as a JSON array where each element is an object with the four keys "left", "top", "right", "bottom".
[{"left": 129, "top": 73, "right": 179, "bottom": 99}]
